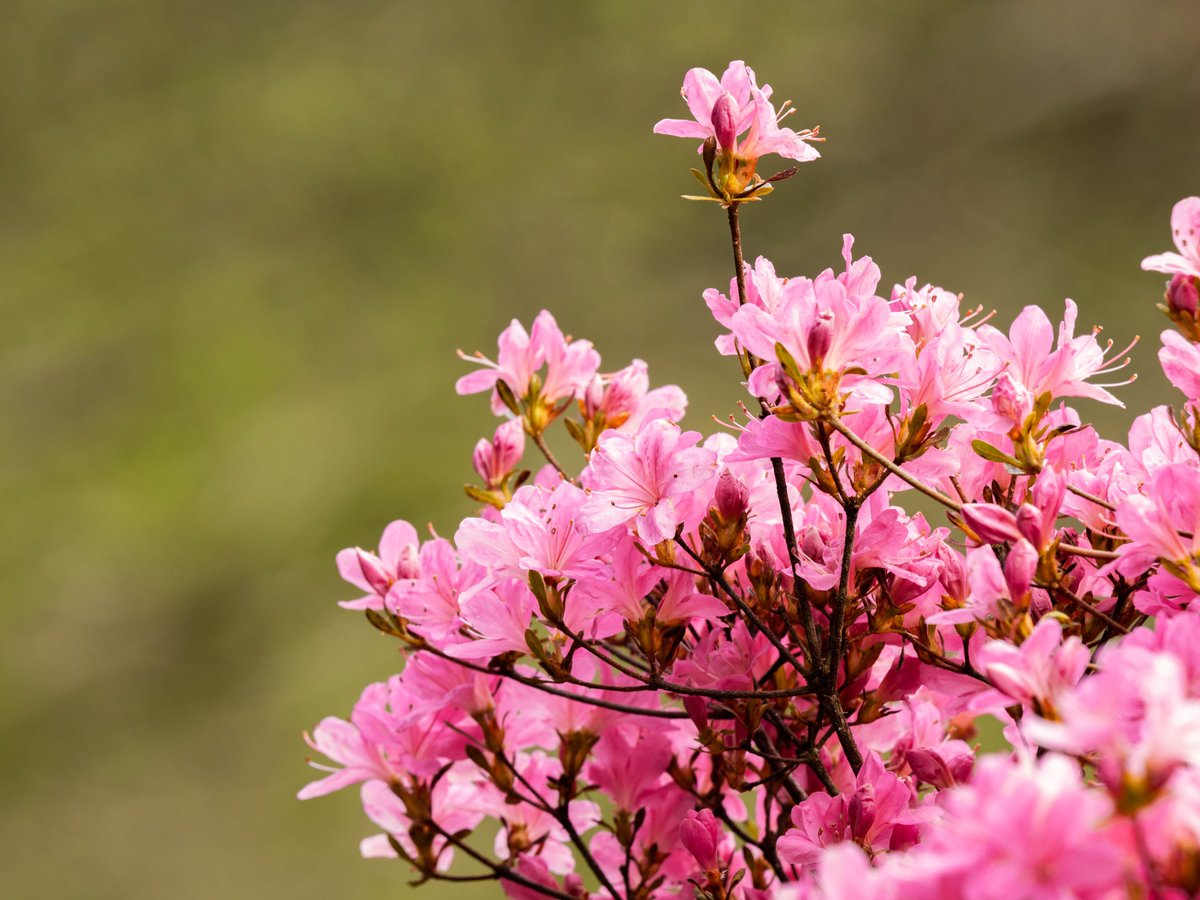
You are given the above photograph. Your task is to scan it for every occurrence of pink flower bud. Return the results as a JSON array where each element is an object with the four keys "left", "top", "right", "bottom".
[
  {"left": 962, "top": 504, "right": 1022, "bottom": 545},
  {"left": 1168, "top": 273, "right": 1199, "bottom": 316},
  {"left": 848, "top": 784, "right": 876, "bottom": 840},
  {"left": 679, "top": 808, "right": 721, "bottom": 872},
  {"left": 472, "top": 438, "right": 496, "bottom": 485},
  {"left": 493, "top": 418, "right": 526, "bottom": 473},
  {"left": 395, "top": 543, "right": 421, "bottom": 580},
  {"left": 991, "top": 371, "right": 1034, "bottom": 426},
  {"left": 355, "top": 549, "right": 392, "bottom": 595},
  {"left": 807, "top": 313, "right": 834, "bottom": 369},
  {"left": 714, "top": 469, "right": 749, "bottom": 522},
  {"left": 473, "top": 419, "right": 526, "bottom": 488},
  {"left": 1015, "top": 504, "right": 1043, "bottom": 550},
  {"left": 582, "top": 376, "right": 606, "bottom": 419},
  {"left": 710, "top": 92, "right": 739, "bottom": 152},
  {"left": 1003, "top": 539, "right": 1038, "bottom": 602}
]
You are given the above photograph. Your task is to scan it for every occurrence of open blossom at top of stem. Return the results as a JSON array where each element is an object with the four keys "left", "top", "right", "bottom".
[
  {"left": 652, "top": 60, "right": 820, "bottom": 164},
  {"left": 1143, "top": 196, "right": 1200, "bottom": 278}
]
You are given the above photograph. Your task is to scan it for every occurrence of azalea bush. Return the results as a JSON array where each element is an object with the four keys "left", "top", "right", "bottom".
[{"left": 299, "top": 61, "right": 1200, "bottom": 899}]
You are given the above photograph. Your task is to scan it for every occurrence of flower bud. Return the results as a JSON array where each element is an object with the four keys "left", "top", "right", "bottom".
[
  {"left": 1167, "top": 273, "right": 1199, "bottom": 317},
  {"left": 1003, "top": 539, "right": 1038, "bottom": 604},
  {"left": 714, "top": 469, "right": 749, "bottom": 523},
  {"left": 679, "top": 808, "right": 721, "bottom": 872},
  {"left": 991, "top": 371, "right": 1034, "bottom": 427},
  {"left": 473, "top": 419, "right": 526, "bottom": 488},
  {"left": 1015, "top": 504, "right": 1043, "bottom": 550},
  {"left": 807, "top": 313, "right": 834, "bottom": 369},
  {"left": 848, "top": 784, "right": 876, "bottom": 840},
  {"left": 395, "top": 543, "right": 421, "bottom": 580},
  {"left": 355, "top": 549, "right": 392, "bottom": 595},
  {"left": 710, "top": 92, "right": 739, "bottom": 152},
  {"left": 961, "top": 503, "right": 1022, "bottom": 545},
  {"left": 582, "top": 375, "right": 606, "bottom": 420}
]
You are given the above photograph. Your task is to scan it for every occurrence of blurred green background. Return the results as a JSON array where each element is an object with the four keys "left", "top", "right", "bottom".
[{"left": 2, "top": 0, "right": 1198, "bottom": 896}]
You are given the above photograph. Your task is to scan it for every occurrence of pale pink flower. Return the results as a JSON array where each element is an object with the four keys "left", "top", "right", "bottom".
[
  {"left": 973, "top": 617, "right": 1089, "bottom": 718},
  {"left": 1110, "top": 463, "right": 1200, "bottom": 595},
  {"left": 446, "top": 579, "right": 536, "bottom": 661},
  {"left": 456, "top": 481, "right": 619, "bottom": 584},
  {"left": 653, "top": 61, "right": 820, "bottom": 164},
  {"left": 336, "top": 520, "right": 421, "bottom": 611},
  {"left": 457, "top": 310, "right": 599, "bottom": 415},
  {"left": 978, "top": 299, "right": 1133, "bottom": 407},
  {"left": 1159, "top": 329, "right": 1200, "bottom": 401},
  {"left": 1142, "top": 196, "right": 1200, "bottom": 278},
  {"left": 580, "top": 418, "right": 717, "bottom": 545},
  {"left": 906, "top": 753, "right": 1125, "bottom": 899}
]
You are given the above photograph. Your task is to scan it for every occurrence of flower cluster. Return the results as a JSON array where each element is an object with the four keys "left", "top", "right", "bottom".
[{"left": 301, "top": 61, "right": 1200, "bottom": 899}]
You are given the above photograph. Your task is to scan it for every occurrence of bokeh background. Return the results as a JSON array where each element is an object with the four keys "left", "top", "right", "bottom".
[{"left": 3, "top": 1, "right": 1198, "bottom": 897}]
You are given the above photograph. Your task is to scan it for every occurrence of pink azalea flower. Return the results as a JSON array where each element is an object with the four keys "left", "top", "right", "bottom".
[
  {"left": 1142, "top": 197, "right": 1200, "bottom": 278},
  {"left": 456, "top": 482, "right": 619, "bottom": 584},
  {"left": 582, "top": 359, "right": 688, "bottom": 431},
  {"left": 1110, "top": 463, "right": 1200, "bottom": 595},
  {"left": 1158, "top": 329, "right": 1200, "bottom": 402},
  {"left": 906, "top": 753, "right": 1126, "bottom": 899},
  {"left": 973, "top": 617, "right": 1089, "bottom": 719},
  {"left": 653, "top": 60, "right": 820, "bottom": 164},
  {"left": 359, "top": 773, "right": 486, "bottom": 870},
  {"left": 978, "top": 299, "right": 1133, "bottom": 407},
  {"left": 777, "top": 752, "right": 928, "bottom": 868},
  {"left": 336, "top": 519, "right": 421, "bottom": 611},
  {"left": 580, "top": 417, "right": 717, "bottom": 545},
  {"left": 446, "top": 578, "right": 536, "bottom": 661},
  {"left": 728, "top": 265, "right": 913, "bottom": 403},
  {"left": 457, "top": 310, "right": 599, "bottom": 416}
]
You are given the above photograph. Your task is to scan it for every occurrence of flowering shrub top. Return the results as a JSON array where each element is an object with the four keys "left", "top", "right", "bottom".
[{"left": 301, "top": 61, "right": 1200, "bottom": 899}]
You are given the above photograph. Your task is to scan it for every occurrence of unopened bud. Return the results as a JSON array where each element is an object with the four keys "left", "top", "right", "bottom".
[
  {"left": 714, "top": 470, "right": 749, "bottom": 522},
  {"left": 711, "top": 92, "right": 739, "bottom": 152},
  {"left": 395, "top": 543, "right": 421, "bottom": 580},
  {"left": 807, "top": 314, "right": 833, "bottom": 369},
  {"left": 582, "top": 376, "right": 605, "bottom": 420},
  {"left": 1168, "top": 274, "right": 1200, "bottom": 317},
  {"left": 355, "top": 549, "right": 392, "bottom": 595},
  {"left": 1014, "top": 504, "right": 1043, "bottom": 550},
  {"left": 1003, "top": 539, "right": 1038, "bottom": 605},
  {"left": 473, "top": 419, "right": 525, "bottom": 488},
  {"left": 991, "top": 371, "right": 1034, "bottom": 427},
  {"left": 961, "top": 504, "right": 1022, "bottom": 545},
  {"left": 848, "top": 784, "right": 876, "bottom": 840},
  {"left": 679, "top": 808, "right": 721, "bottom": 872}
]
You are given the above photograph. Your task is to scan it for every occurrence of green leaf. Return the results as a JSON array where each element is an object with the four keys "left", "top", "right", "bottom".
[{"left": 971, "top": 439, "right": 1021, "bottom": 466}]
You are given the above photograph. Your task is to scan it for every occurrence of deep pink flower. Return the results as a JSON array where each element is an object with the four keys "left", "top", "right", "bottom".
[{"left": 679, "top": 808, "right": 722, "bottom": 872}]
